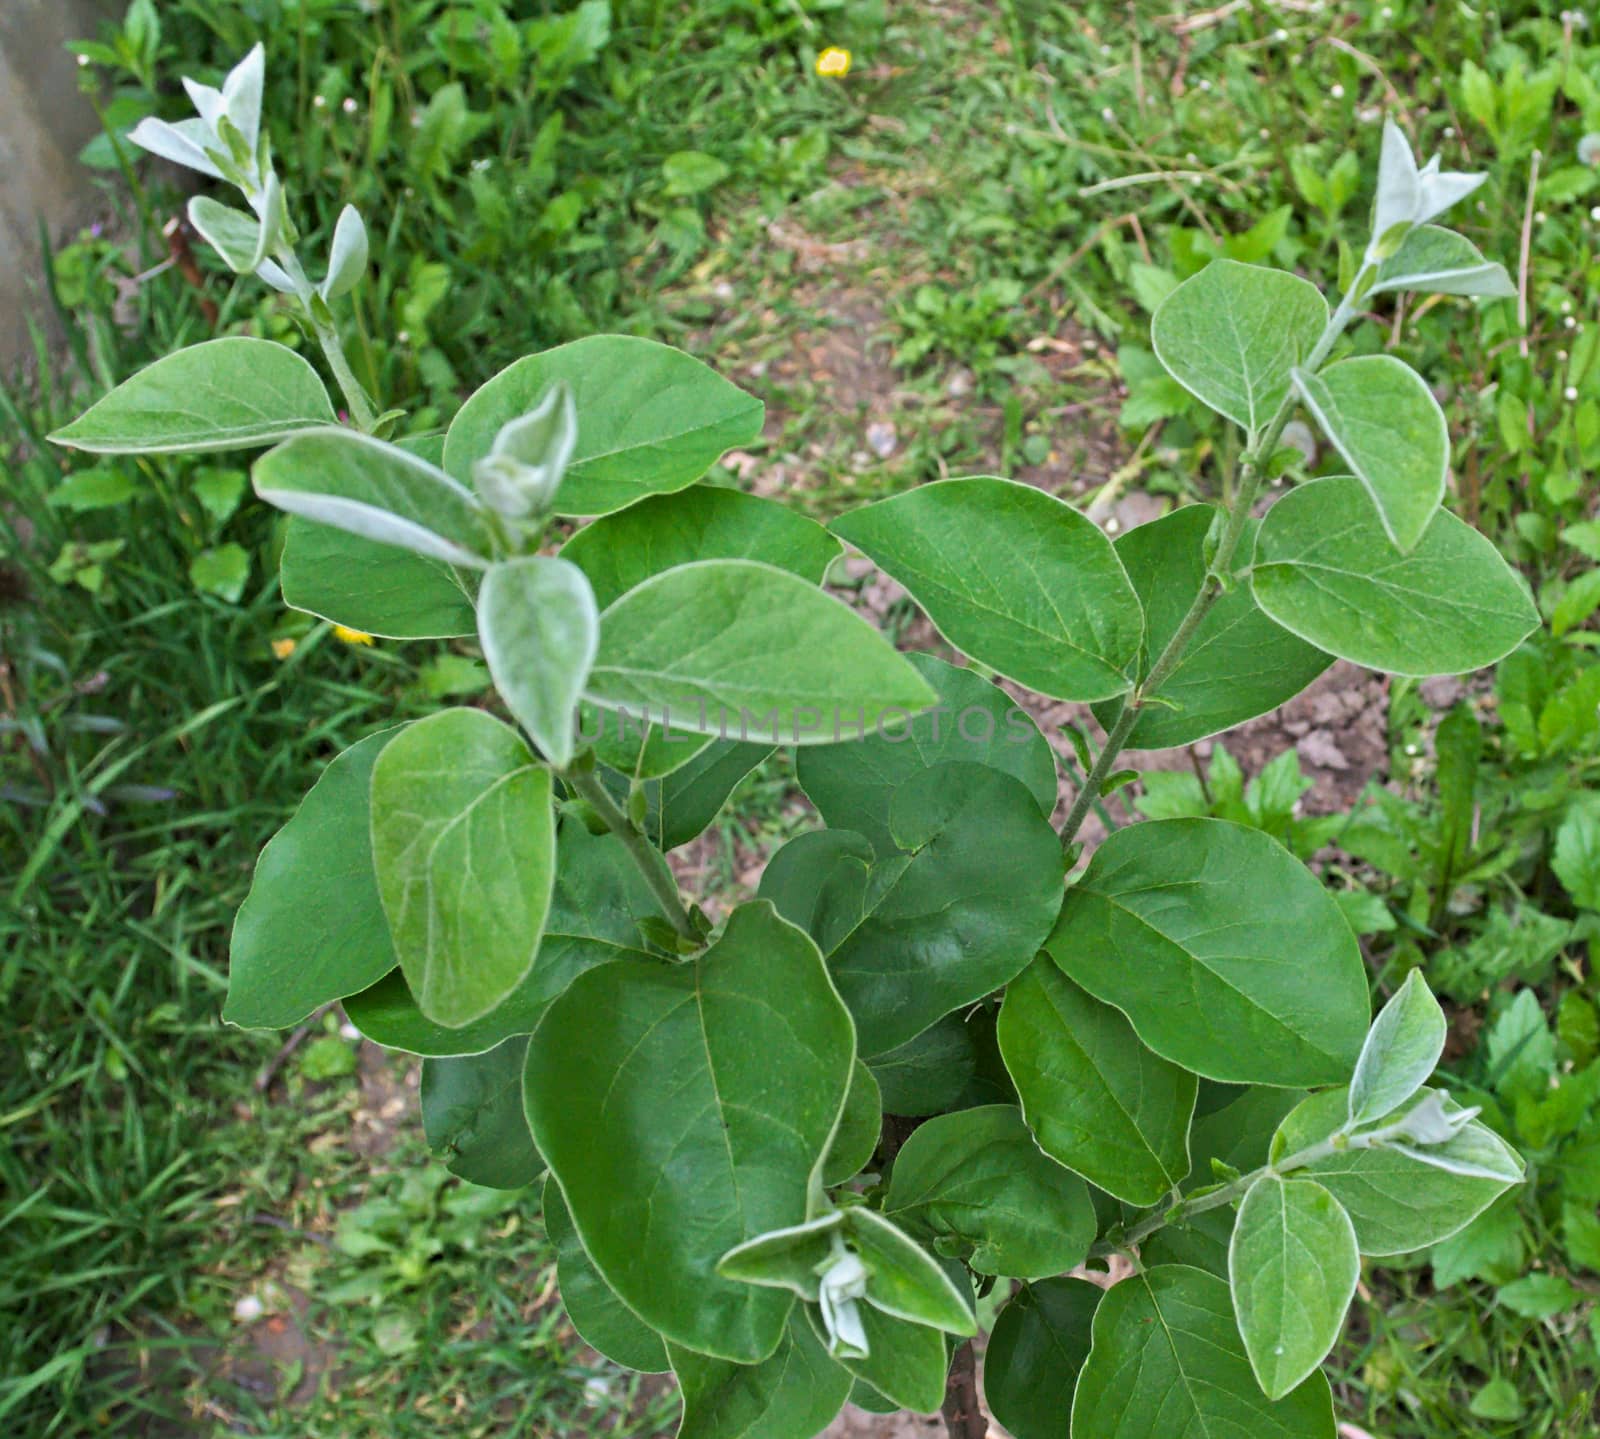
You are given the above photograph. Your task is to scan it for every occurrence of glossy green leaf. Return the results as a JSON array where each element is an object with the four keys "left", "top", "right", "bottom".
[
  {"left": 49, "top": 338, "right": 336, "bottom": 453},
  {"left": 803, "top": 1305, "right": 947, "bottom": 1415},
  {"left": 1348, "top": 969, "right": 1446, "bottom": 1129},
  {"left": 1150, "top": 259, "right": 1329, "bottom": 433},
  {"left": 346, "top": 822, "right": 662, "bottom": 1055},
  {"left": 1293, "top": 356, "right": 1446, "bottom": 552},
  {"left": 225, "top": 728, "right": 401, "bottom": 1029},
  {"left": 670, "top": 1313, "right": 851, "bottom": 1439},
  {"left": 420, "top": 1036, "right": 541, "bottom": 1190},
  {"left": 254, "top": 429, "right": 496, "bottom": 568},
  {"left": 524, "top": 901, "right": 855, "bottom": 1361},
  {"left": 1229, "top": 1175, "right": 1359, "bottom": 1399},
  {"left": 846, "top": 1207, "right": 976, "bottom": 1335},
  {"left": 625, "top": 739, "right": 776, "bottom": 851},
  {"left": 884, "top": 1104, "right": 1095, "bottom": 1280},
  {"left": 1252, "top": 476, "right": 1539, "bottom": 676},
  {"left": 825, "top": 1061, "right": 883, "bottom": 1185},
  {"left": 716, "top": 1213, "right": 842, "bottom": 1302},
  {"left": 866, "top": 1012, "right": 980, "bottom": 1118},
  {"left": 370, "top": 710, "right": 555, "bottom": 1027},
  {"left": 1049, "top": 817, "right": 1368, "bottom": 1086},
  {"left": 586, "top": 560, "right": 935, "bottom": 746},
  {"left": 280, "top": 518, "right": 477, "bottom": 638},
  {"left": 1373, "top": 224, "right": 1515, "bottom": 298},
  {"left": 1272, "top": 1088, "right": 1523, "bottom": 1254},
  {"left": 544, "top": 1178, "right": 670, "bottom": 1372},
  {"left": 997, "top": 957, "right": 1196, "bottom": 1206},
  {"left": 443, "top": 336, "right": 763, "bottom": 516},
  {"left": 478, "top": 557, "right": 598, "bottom": 768},
  {"left": 831, "top": 477, "right": 1142, "bottom": 701},
  {"left": 763, "top": 763, "right": 1064, "bottom": 1056},
  {"left": 1092, "top": 506, "right": 1330, "bottom": 748},
  {"left": 984, "top": 1278, "right": 1100, "bottom": 1439},
  {"left": 1071, "top": 1266, "right": 1335, "bottom": 1438},
  {"left": 560, "top": 485, "right": 840, "bottom": 608},
  {"left": 797, "top": 652, "right": 1058, "bottom": 856}
]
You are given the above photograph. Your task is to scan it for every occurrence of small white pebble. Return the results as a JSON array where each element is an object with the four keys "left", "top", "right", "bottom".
[{"left": 234, "top": 1295, "right": 265, "bottom": 1323}]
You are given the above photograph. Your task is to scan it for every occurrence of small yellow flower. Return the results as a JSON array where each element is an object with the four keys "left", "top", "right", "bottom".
[
  {"left": 334, "top": 625, "right": 374, "bottom": 646},
  {"left": 816, "top": 46, "right": 851, "bottom": 78},
  {"left": 271, "top": 637, "right": 297, "bottom": 660}
]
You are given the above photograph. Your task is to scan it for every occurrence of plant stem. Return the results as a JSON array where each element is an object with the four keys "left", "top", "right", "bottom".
[
  {"left": 272, "top": 248, "right": 379, "bottom": 431},
  {"left": 941, "top": 1340, "right": 988, "bottom": 1439},
  {"left": 561, "top": 765, "right": 701, "bottom": 946},
  {"left": 1059, "top": 279, "right": 1365, "bottom": 852}
]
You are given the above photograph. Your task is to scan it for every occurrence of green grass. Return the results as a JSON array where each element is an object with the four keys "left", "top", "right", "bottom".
[{"left": 9, "top": 0, "right": 1600, "bottom": 1433}]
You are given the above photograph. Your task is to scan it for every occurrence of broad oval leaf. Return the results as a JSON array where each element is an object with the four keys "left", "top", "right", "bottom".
[
  {"left": 670, "top": 1313, "right": 851, "bottom": 1439},
  {"left": 866, "top": 1011, "right": 982, "bottom": 1118},
  {"left": 1150, "top": 259, "right": 1329, "bottom": 434},
  {"left": 1373, "top": 224, "right": 1516, "bottom": 298},
  {"left": 830, "top": 477, "right": 1142, "bottom": 701},
  {"left": 762, "top": 763, "right": 1064, "bottom": 1057},
  {"left": 845, "top": 1207, "right": 975, "bottom": 1335},
  {"left": 1092, "top": 505, "right": 1330, "bottom": 748},
  {"left": 997, "top": 956, "right": 1196, "bottom": 1206},
  {"left": 883, "top": 1104, "right": 1095, "bottom": 1280},
  {"left": 1348, "top": 969, "right": 1447, "bottom": 1129},
  {"left": 1071, "top": 1265, "right": 1336, "bottom": 1438},
  {"left": 188, "top": 195, "right": 271, "bottom": 274},
  {"left": 443, "top": 336, "right": 764, "bottom": 516},
  {"left": 797, "top": 652, "right": 1058, "bottom": 857},
  {"left": 803, "top": 1305, "right": 947, "bottom": 1415},
  {"left": 49, "top": 338, "right": 336, "bottom": 454},
  {"left": 544, "top": 1178, "right": 670, "bottom": 1372},
  {"left": 825, "top": 1060, "right": 883, "bottom": 1186},
  {"left": 225, "top": 727, "right": 402, "bottom": 1029},
  {"left": 420, "top": 1036, "right": 541, "bottom": 1190},
  {"left": 609, "top": 739, "right": 776, "bottom": 852},
  {"left": 984, "top": 1278, "right": 1100, "bottom": 1439},
  {"left": 370, "top": 709, "right": 556, "bottom": 1028},
  {"left": 1229, "top": 1175, "right": 1359, "bottom": 1399},
  {"left": 347, "top": 822, "right": 662, "bottom": 1054},
  {"left": 586, "top": 559, "right": 936, "bottom": 746},
  {"left": 1270, "top": 1088, "right": 1523, "bottom": 1255},
  {"left": 1049, "top": 817, "right": 1369, "bottom": 1086},
  {"left": 479, "top": 556, "right": 598, "bottom": 768},
  {"left": 280, "top": 518, "right": 477, "bottom": 638},
  {"left": 1251, "top": 476, "right": 1538, "bottom": 676},
  {"left": 559, "top": 484, "right": 840, "bottom": 608},
  {"left": 255, "top": 428, "right": 497, "bottom": 569},
  {"left": 524, "top": 900, "right": 855, "bottom": 1362},
  {"left": 1293, "top": 355, "right": 1447, "bottom": 552}
]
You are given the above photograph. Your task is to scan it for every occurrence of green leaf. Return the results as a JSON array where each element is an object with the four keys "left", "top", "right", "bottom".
[
  {"left": 1251, "top": 476, "right": 1539, "bottom": 676},
  {"left": 1050, "top": 818, "right": 1369, "bottom": 1086},
  {"left": 188, "top": 542, "right": 250, "bottom": 602},
  {"left": 443, "top": 337, "right": 763, "bottom": 516},
  {"left": 478, "top": 557, "right": 597, "bottom": 768},
  {"left": 49, "top": 338, "right": 336, "bottom": 453},
  {"left": 1497, "top": 1272, "right": 1581, "bottom": 1319},
  {"left": 346, "top": 822, "right": 662, "bottom": 1055},
  {"left": 544, "top": 1178, "right": 670, "bottom": 1372},
  {"left": 1469, "top": 1377, "right": 1525, "bottom": 1422},
  {"left": 825, "top": 1061, "right": 883, "bottom": 1186},
  {"left": 803, "top": 1305, "right": 948, "bottom": 1415},
  {"left": 1229, "top": 1175, "right": 1359, "bottom": 1399},
  {"left": 188, "top": 194, "right": 271, "bottom": 273},
  {"left": 586, "top": 559, "right": 935, "bottom": 746},
  {"left": 622, "top": 739, "right": 776, "bottom": 852},
  {"left": 1093, "top": 506, "right": 1330, "bottom": 748},
  {"left": 1348, "top": 969, "right": 1446, "bottom": 1128},
  {"left": 1150, "top": 259, "right": 1329, "bottom": 433},
  {"left": 662, "top": 149, "right": 732, "bottom": 196},
  {"left": 1554, "top": 801, "right": 1600, "bottom": 910},
  {"left": 280, "top": 519, "right": 476, "bottom": 639},
  {"left": 47, "top": 466, "right": 137, "bottom": 511},
  {"left": 225, "top": 728, "right": 401, "bottom": 1029},
  {"left": 1271, "top": 1088, "right": 1524, "bottom": 1254},
  {"left": 255, "top": 429, "right": 496, "bottom": 569},
  {"left": 370, "top": 710, "right": 556, "bottom": 1027},
  {"left": 1293, "top": 356, "right": 1447, "bottom": 552},
  {"left": 831, "top": 477, "right": 1142, "bottom": 701},
  {"left": 845, "top": 1207, "right": 976, "bottom": 1335},
  {"left": 1373, "top": 224, "right": 1516, "bottom": 298},
  {"left": 883, "top": 1104, "right": 1095, "bottom": 1280},
  {"left": 524, "top": 900, "right": 855, "bottom": 1361},
  {"left": 1071, "top": 1266, "right": 1335, "bottom": 1437},
  {"left": 997, "top": 956, "right": 1196, "bottom": 1206},
  {"left": 560, "top": 485, "right": 840, "bottom": 608},
  {"left": 984, "top": 1278, "right": 1099, "bottom": 1439},
  {"left": 761, "top": 763, "right": 1064, "bottom": 1056},
  {"left": 867, "top": 1012, "right": 981, "bottom": 1118},
  {"left": 670, "top": 1313, "right": 850, "bottom": 1439},
  {"left": 420, "top": 1036, "right": 540, "bottom": 1189},
  {"left": 796, "top": 652, "right": 1058, "bottom": 857}
]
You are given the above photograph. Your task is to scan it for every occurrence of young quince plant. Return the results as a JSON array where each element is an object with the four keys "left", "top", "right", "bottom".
[{"left": 52, "top": 53, "right": 1537, "bottom": 1437}]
